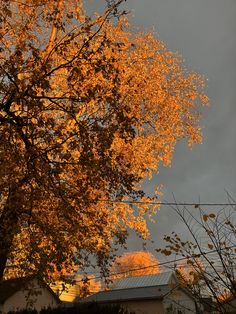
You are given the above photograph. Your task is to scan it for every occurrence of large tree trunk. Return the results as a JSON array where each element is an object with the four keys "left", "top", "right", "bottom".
[{"left": 0, "top": 188, "right": 19, "bottom": 281}]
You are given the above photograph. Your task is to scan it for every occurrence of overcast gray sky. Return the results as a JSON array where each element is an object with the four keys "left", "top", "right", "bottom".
[
  {"left": 129, "top": 0, "right": 236, "bottom": 198},
  {"left": 118, "top": 0, "right": 236, "bottom": 255},
  {"left": 89, "top": 0, "right": 236, "bottom": 257}
]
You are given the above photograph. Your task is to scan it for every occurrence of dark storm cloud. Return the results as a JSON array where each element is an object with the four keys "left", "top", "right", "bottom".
[{"left": 123, "top": 0, "right": 236, "bottom": 253}]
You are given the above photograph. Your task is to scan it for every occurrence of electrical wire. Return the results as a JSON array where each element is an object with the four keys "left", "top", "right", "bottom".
[
  {"left": 73, "top": 244, "right": 236, "bottom": 283},
  {"left": 97, "top": 199, "right": 236, "bottom": 206}
]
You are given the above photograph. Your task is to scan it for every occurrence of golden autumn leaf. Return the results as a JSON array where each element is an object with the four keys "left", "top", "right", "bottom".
[{"left": 208, "top": 244, "right": 214, "bottom": 250}]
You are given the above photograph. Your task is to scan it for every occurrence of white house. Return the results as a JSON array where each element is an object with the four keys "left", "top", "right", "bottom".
[
  {"left": 0, "top": 277, "right": 60, "bottom": 313},
  {"left": 81, "top": 271, "right": 197, "bottom": 314}
]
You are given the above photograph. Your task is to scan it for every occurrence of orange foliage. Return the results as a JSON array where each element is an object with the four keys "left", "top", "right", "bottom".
[
  {"left": 111, "top": 251, "right": 159, "bottom": 279},
  {"left": 217, "top": 290, "right": 232, "bottom": 303},
  {"left": 0, "top": 0, "right": 208, "bottom": 281}
]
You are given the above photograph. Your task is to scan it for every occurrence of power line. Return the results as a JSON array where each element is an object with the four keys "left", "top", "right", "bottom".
[
  {"left": 73, "top": 244, "right": 236, "bottom": 283},
  {"left": 98, "top": 199, "right": 236, "bottom": 207}
]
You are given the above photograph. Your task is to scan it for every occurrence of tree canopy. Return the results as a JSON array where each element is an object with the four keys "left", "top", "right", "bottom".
[
  {"left": 0, "top": 0, "right": 208, "bottom": 281},
  {"left": 110, "top": 251, "right": 159, "bottom": 279}
]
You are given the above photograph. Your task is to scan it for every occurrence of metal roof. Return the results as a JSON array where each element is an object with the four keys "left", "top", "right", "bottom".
[
  {"left": 80, "top": 271, "right": 177, "bottom": 304},
  {"left": 83, "top": 285, "right": 171, "bottom": 303},
  {"left": 112, "top": 271, "right": 175, "bottom": 290}
]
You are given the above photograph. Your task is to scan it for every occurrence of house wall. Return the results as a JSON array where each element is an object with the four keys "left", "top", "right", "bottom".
[
  {"left": 163, "top": 289, "right": 196, "bottom": 314},
  {"left": 1, "top": 279, "right": 59, "bottom": 313},
  {"left": 120, "top": 300, "right": 165, "bottom": 314}
]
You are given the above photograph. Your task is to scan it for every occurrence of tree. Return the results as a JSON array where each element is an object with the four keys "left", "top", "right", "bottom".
[
  {"left": 157, "top": 201, "right": 236, "bottom": 313},
  {"left": 0, "top": 0, "right": 208, "bottom": 282},
  {"left": 110, "top": 251, "right": 159, "bottom": 279}
]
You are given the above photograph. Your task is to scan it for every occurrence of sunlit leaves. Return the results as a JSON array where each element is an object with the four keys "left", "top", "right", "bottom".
[
  {"left": 0, "top": 0, "right": 207, "bottom": 281},
  {"left": 110, "top": 251, "right": 159, "bottom": 279}
]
